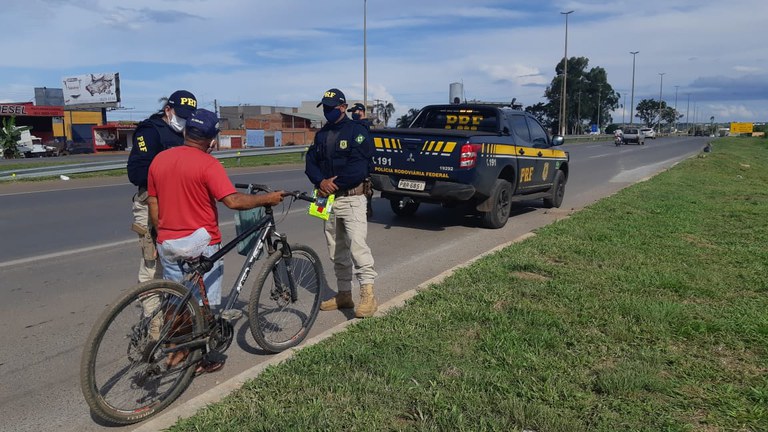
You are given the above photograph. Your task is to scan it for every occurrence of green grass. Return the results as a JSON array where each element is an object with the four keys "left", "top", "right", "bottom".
[{"left": 168, "top": 138, "right": 768, "bottom": 432}]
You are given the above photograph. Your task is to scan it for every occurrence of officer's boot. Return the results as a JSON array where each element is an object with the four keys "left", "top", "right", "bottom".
[
  {"left": 355, "top": 284, "right": 378, "bottom": 318},
  {"left": 320, "top": 291, "right": 354, "bottom": 311}
]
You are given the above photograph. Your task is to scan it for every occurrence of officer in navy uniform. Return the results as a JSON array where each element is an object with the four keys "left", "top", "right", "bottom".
[
  {"left": 127, "top": 90, "right": 197, "bottom": 283},
  {"left": 347, "top": 102, "right": 374, "bottom": 218},
  {"left": 305, "top": 88, "right": 378, "bottom": 318}
]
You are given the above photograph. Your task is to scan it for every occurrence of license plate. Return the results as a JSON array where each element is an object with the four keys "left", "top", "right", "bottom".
[{"left": 398, "top": 179, "right": 426, "bottom": 191}]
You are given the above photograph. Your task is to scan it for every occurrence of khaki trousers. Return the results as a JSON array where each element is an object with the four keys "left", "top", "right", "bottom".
[
  {"left": 132, "top": 192, "right": 163, "bottom": 283},
  {"left": 323, "top": 194, "right": 377, "bottom": 292}
]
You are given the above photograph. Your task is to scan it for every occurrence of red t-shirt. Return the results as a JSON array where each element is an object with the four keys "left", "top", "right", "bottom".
[{"left": 148, "top": 145, "right": 236, "bottom": 244}]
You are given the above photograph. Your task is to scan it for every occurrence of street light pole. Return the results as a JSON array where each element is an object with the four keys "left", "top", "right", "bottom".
[
  {"left": 559, "top": 10, "right": 574, "bottom": 136},
  {"left": 363, "top": 0, "right": 368, "bottom": 111},
  {"left": 596, "top": 83, "right": 602, "bottom": 134},
  {"left": 657, "top": 72, "right": 665, "bottom": 135},
  {"left": 629, "top": 51, "right": 639, "bottom": 126},
  {"left": 622, "top": 93, "right": 627, "bottom": 125},
  {"left": 686, "top": 93, "right": 690, "bottom": 133},
  {"left": 673, "top": 85, "right": 679, "bottom": 133}
]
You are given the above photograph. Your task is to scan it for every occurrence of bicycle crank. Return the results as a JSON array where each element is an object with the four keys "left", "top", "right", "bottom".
[{"left": 208, "top": 317, "right": 234, "bottom": 353}]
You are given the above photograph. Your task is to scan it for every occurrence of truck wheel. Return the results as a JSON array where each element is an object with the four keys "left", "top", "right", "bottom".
[
  {"left": 543, "top": 170, "right": 566, "bottom": 208},
  {"left": 481, "top": 179, "right": 512, "bottom": 229},
  {"left": 389, "top": 198, "right": 419, "bottom": 216}
]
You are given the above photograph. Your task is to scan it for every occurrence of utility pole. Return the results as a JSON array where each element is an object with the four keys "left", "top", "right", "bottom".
[
  {"left": 596, "top": 83, "right": 602, "bottom": 134},
  {"left": 673, "top": 85, "right": 679, "bottom": 133},
  {"left": 559, "top": 10, "right": 574, "bottom": 136},
  {"left": 629, "top": 51, "right": 639, "bottom": 126},
  {"left": 657, "top": 72, "right": 665, "bottom": 135},
  {"left": 622, "top": 93, "right": 627, "bottom": 125},
  {"left": 363, "top": 0, "right": 368, "bottom": 111},
  {"left": 686, "top": 93, "right": 690, "bottom": 134}
]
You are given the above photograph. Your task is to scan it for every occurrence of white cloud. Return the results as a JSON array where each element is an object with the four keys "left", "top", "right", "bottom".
[{"left": 0, "top": 0, "right": 766, "bottom": 122}]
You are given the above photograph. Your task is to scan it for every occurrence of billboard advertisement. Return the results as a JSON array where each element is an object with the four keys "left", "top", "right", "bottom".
[{"left": 62, "top": 73, "right": 121, "bottom": 106}]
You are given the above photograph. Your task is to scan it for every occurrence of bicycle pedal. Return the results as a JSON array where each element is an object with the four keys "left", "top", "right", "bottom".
[{"left": 220, "top": 309, "right": 243, "bottom": 321}]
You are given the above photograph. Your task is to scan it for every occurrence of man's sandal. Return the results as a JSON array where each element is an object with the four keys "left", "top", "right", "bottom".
[{"left": 195, "top": 358, "right": 225, "bottom": 376}]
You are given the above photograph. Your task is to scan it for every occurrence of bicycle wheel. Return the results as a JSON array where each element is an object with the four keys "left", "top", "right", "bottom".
[
  {"left": 248, "top": 243, "right": 323, "bottom": 353},
  {"left": 80, "top": 280, "right": 205, "bottom": 425}
]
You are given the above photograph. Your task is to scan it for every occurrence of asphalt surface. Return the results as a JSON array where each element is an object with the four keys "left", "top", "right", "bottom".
[{"left": 0, "top": 136, "right": 710, "bottom": 432}]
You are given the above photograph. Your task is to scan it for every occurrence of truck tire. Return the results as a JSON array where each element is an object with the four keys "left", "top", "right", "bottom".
[
  {"left": 543, "top": 170, "right": 566, "bottom": 208},
  {"left": 481, "top": 179, "right": 512, "bottom": 229},
  {"left": 389, "top": 198, "right": 419, "bottom": 217}
]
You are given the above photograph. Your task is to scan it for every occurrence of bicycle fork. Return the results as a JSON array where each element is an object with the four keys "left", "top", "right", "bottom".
[{"left": 271, "top": 234, "right": 299, "bottom": 303}]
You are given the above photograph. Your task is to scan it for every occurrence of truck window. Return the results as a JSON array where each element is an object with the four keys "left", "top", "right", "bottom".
[
  {"left": 411, "top": 107, "right": 498, "bottom": 131},
  {"left": 527, "top": 117, "right": 550, "bottom": 147},
  {"left": 509, "top": 115, "right": 531, "bottom": 142}
]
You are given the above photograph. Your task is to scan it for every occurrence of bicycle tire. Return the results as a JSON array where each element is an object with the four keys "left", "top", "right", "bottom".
[
  {"left": 248, "top": 243, "right": 323, "bottom": 353},
  {"left": 80, "top": 280, "right": 205, "bottom": 425}
]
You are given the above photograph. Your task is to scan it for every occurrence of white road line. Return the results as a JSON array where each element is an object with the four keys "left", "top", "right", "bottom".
[
  {"left": 0, "top": 203, "right": 309, "bottom": 269},
  {"left": 0, "top": 167, "right": 304, "bottom": 197}
]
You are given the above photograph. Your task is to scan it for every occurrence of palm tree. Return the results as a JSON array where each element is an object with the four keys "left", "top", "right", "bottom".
[
  {"left": 375, "top": 101, "right": 395, "bottom": 127},
  {"left": 395, "top": 108, "right": 420, "bottom": 128}
]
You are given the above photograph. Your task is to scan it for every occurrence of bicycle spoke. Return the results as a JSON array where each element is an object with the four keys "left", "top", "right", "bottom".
[
  {"left": 82, "top": 282, "right": 203, "bottom": 424},
  {"left": 249, "top": 245, "right": 322, "bottom": 352}
]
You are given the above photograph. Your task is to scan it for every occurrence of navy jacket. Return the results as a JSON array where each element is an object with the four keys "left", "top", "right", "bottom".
[
  {"left": 305, "top": 116, "right": 372, "bottom": 191},
  {"left": 126, "top": 114, "right": 184, "bottom": 188}
]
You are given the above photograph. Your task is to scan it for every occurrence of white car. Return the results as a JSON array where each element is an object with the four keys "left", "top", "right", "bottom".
[{"left": 640, "top": 128, "right": 656, "bottom": 139}]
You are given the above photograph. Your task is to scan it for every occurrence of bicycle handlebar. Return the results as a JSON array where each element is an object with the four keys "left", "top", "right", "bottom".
[{"left": 234, "top": 183, "right": 315, "bottom": 203}]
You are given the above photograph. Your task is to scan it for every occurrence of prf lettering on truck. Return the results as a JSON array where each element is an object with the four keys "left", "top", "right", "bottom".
[
  {"left": 445, "top": 115, "right": 483, "bottom": 131},
  {"left": 520, "top": 167, "right": 534, "bottom": 182}
]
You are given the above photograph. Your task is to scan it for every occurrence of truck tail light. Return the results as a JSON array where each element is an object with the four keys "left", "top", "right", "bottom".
[{"left": 459, "top": 143, "right": 481, "bottom": 169}]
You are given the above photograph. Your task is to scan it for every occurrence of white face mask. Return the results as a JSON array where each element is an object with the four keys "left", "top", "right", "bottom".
[{"left": 169, "top": 113, "right": 186, "bottom": 133}]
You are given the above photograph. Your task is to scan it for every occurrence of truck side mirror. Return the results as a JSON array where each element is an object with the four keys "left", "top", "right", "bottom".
[{"left": 551, "top": 135, "right": 564, "bottom": 146}]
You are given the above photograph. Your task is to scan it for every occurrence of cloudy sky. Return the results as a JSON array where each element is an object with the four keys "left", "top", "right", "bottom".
[{"left": 1, "top": 0, "right": 765, "bottom": 124}]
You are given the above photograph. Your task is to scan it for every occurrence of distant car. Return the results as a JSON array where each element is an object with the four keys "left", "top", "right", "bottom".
[
  {"left": 61, "top": 140, "right": 95, "bottom": 155},
  {"left": 623, "top": 127, "right": 645, "bottom": 145},
  {"left": 640, "top": 128, "right": 656, "bottom": 139}
]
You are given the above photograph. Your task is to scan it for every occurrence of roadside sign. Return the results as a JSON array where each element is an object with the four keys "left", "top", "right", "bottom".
[{"left": 730, "top": 122, "right": 753, "bottom": 134}]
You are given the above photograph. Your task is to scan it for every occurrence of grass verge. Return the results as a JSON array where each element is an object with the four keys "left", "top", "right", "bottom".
[{"left": 169, "top": 138, "right": 767, "bottom": 432}]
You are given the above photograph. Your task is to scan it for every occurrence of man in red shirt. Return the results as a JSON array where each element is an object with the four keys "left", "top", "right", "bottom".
[{"left": 147, "top": 108, "right": 283, "bottom": 373}]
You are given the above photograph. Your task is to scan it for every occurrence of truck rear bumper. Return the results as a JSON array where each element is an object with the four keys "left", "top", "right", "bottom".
[{"left": 371, "top": 174, "right": 476, "bottom": 201}]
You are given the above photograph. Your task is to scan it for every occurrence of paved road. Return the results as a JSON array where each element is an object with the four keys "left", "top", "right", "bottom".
[{"left": 0, "top": 137, "right": 710, "bottom": 432}]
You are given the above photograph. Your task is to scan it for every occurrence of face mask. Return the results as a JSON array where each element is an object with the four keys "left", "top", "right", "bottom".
[
  {"left": 352, "top": 112, "right": 361, "bottom": 121},
  {"left": 324, "top": 107, "right": 342, "bottom": 123},
  {"left": 169, "top": 113, "right": 186, "bottom": 133}
]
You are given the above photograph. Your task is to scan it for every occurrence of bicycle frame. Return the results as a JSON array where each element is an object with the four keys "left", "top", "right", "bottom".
[{"left": 163, "top": 200, "right": 300, "bottom": 355}]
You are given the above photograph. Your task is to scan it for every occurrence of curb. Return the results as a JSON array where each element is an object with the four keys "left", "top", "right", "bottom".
[{"left": 132, "top": 231, "right": 540, "bottom": 431}]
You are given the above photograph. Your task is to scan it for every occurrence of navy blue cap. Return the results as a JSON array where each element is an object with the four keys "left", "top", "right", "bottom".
[
  {"left": 167, "top": 90, "right": 197, "bottom": 119},
  {"left": 316, "top": 88, "right": 346, "bottom": 107},
  {"left": 347, "top": 102, "right": 365, "bottom": 113},
  {"left": 186, "top": 108, "right": 219, "bottom": 139}
]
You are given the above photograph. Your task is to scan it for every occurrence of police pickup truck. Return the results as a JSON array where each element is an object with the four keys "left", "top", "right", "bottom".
[{"left": 370, "top": 104, "right": 569, "bottom": 228}]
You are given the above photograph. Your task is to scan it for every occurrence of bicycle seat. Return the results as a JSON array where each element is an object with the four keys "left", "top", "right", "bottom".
[{"left": 159, "top": 228, "right": 211, "bottom": 262}]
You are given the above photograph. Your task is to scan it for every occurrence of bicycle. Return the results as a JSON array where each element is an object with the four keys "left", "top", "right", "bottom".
[{"left": 80, "top": 184, "right": 325, "bottom": 425}]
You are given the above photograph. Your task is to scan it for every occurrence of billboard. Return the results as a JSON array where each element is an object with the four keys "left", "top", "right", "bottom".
[
  {"left": 34, "top": 87, "right": 65, "bottom": 106},
  {"left": 62, "top": 73, "right": 121, "bottom": 106},
  {"left": 729, "top": 122, "right": 753, "bottom": 134}
]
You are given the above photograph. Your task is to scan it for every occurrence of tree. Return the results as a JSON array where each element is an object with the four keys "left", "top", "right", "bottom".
[
  {"left": 1, "top": 116, "right": 28, "bottom": 159},
  {"left": 541, "top": 56, "right": 619, "bottom": 135},
  {"left": 395, "top": 108, "right": 420, "bottom": 128},
  {"left": 375, "top": 101, "right": 395, "bottom": 127},
  {"left": 524, "top": 102, "right": 553, "bottom": 130},
  {"left": 635, "top": 99, "right": 682, "bottom": 129}
]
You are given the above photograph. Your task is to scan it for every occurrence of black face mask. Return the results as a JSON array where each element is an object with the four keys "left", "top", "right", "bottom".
[
  {"left": 352, "top": 112, "right": 362, "bottom": 121},
  {"left": 323, "top": 105, "right": 342, "bottom": 123}
]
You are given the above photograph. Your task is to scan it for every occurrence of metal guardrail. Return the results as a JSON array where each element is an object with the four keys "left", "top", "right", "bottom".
[{"left": 0, "top": 146, "right": 309, "bottom": 181}]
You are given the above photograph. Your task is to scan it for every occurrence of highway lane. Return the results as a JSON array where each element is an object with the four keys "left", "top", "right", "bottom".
[{"left": 0, "top": 136, "right": 710, "bottom": 432}]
